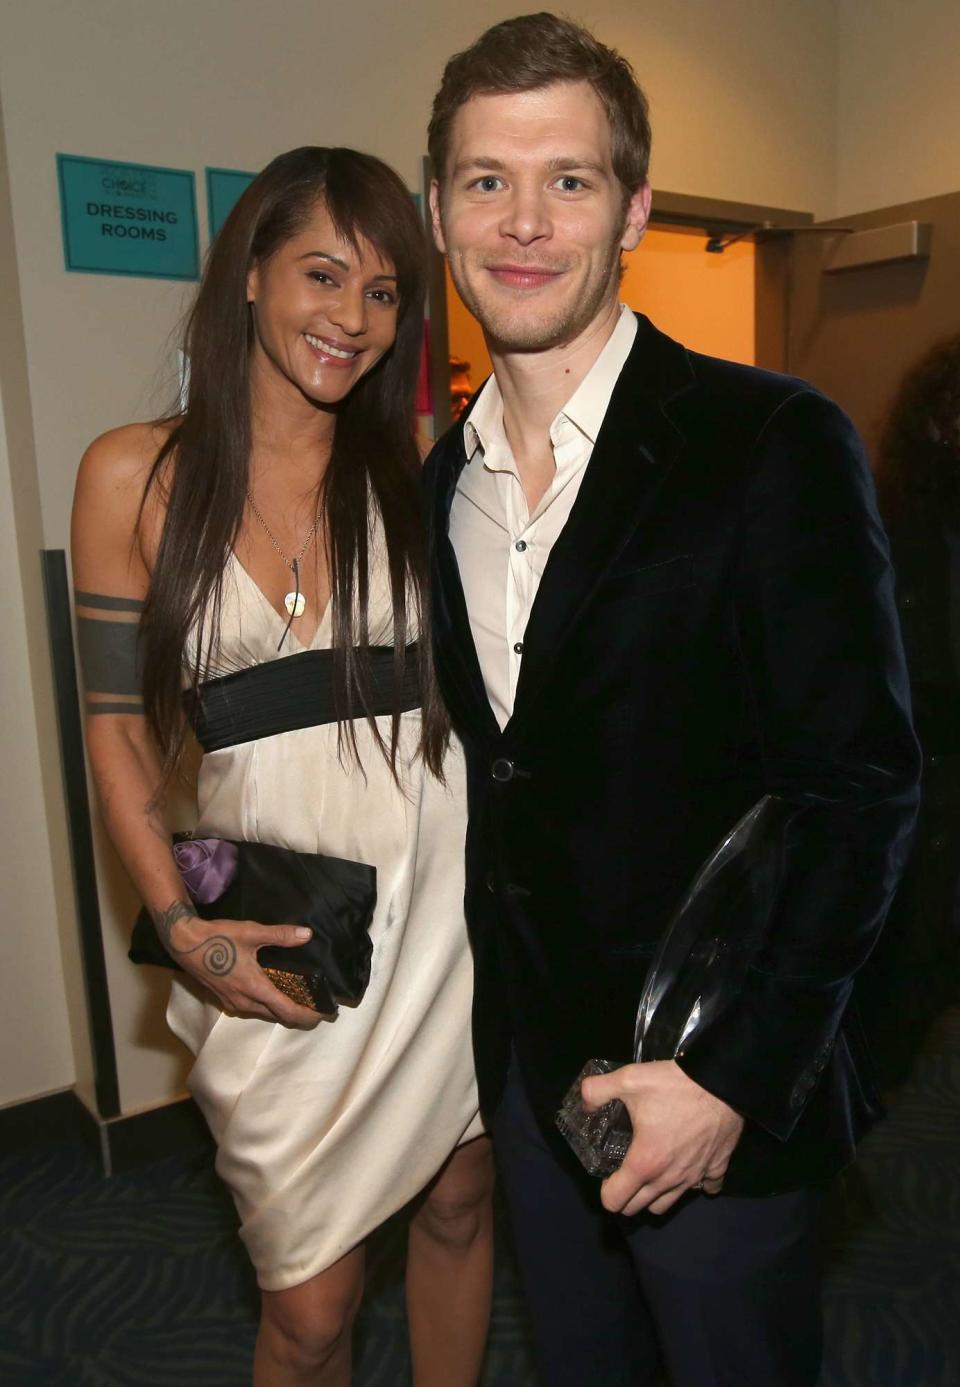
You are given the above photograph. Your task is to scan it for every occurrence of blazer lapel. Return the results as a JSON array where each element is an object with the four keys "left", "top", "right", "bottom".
[
  {"left": 428, "top": 425, "right": 501, "bottom": 745},
  {"left": 506, "top": 317, "right": 695, "bottom": 740}
]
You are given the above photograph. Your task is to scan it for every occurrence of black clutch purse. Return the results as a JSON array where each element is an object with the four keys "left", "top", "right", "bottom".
[
  {"left": 129, "top": 834, "right": 377, "bottom": 1014},
  {"left": 556, "top": 795, "right": 795, "bottom": 1175}
]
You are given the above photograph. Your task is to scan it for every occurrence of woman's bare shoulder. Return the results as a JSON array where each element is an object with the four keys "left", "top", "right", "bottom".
[
  {"left": 73, "top": 420, "right": 178, "bottom": 576},
  {"left": 77, "top": 420, "right": 175, "bottom": 497}
]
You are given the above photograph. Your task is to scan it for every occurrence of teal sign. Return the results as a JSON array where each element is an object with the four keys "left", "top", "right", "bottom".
[
  {"left": 206, "top": 167, "right": 257, "bottom": 240},
  {"left": 57, "top": 154, "right": 199, "bottom": 281}
]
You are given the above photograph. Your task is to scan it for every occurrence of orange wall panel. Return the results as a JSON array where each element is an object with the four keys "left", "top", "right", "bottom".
[
  {"left": 621, "top": 228, "right": 755, "bottom": 365},
  {"left": 446, "top": 264, "right": 494, "bottom": 391}
]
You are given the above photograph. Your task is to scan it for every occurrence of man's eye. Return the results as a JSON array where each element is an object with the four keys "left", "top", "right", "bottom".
[
  {"left": 554, "top": 176, "right": 584, "bottom": 192},
  {"left": 473, "top": 176, "right": 503, "bottom": 193}
]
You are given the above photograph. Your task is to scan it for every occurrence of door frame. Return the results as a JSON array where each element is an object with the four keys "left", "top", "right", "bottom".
[{"left": 649, "top": 191, "right": 812, "bottom": 377}]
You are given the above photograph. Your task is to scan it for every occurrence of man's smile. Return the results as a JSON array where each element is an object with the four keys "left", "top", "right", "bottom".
[{"left": 484, "top": 263, "right": 566, "bottom": 290}]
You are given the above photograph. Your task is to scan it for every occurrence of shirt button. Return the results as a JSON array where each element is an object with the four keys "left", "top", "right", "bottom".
[
  {"left": 513, "top": 642, "right": 524, "bottom": 655},
  {"left": 515, "top": 539, "right": 527, "bottom": 552}
]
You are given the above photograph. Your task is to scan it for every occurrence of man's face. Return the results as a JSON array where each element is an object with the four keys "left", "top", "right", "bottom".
[{"left": 431, "top": 80, "right": 650, "bottom": 353}]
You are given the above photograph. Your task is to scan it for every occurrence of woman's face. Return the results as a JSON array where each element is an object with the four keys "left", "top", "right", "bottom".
[{"left": 247, "top": 199, "right": 399, "bottom": 407}]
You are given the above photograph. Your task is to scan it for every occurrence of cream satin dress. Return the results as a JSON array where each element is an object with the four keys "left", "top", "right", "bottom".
[{"left": 166, "top": 538, "right": 483, "bottom": 1292}]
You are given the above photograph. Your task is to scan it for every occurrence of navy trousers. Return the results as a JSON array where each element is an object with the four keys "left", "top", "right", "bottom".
[{"left": 492, "top": 1058, "right": 824, "bottom": 1387}]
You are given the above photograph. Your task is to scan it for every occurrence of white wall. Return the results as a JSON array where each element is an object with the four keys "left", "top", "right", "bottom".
[
  {"left": 837, "top": 0, "right": 960, "bottom": 215},
  {"left": 0, "top": 0, "right": 843, "bottom": 1115},
  {"left": 0, "top": 91, "right": 83, "bottom": 1108},
  {"left": 0, "top": 0, "right": 840, "bottom": 533},
  {"left": 0, "top": 394, "right": 78, "bottom": 1108}
]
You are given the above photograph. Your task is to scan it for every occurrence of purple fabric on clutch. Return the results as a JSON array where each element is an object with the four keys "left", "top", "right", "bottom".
[{"left": 172, "top": 837, "right": 239, "bottom": 905}]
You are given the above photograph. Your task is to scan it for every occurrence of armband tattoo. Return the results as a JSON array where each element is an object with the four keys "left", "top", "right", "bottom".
[{"left": 75, "top": 591, "right": 145, "bottom": 713}]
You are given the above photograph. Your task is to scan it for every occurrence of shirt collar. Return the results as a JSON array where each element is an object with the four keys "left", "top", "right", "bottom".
[
  {"left": 462, "top": 304, "right": 637, "bottom": 461},
  {"left": 463, "top": 374, "right": 503, "bottom": 464},
  {"left": 559, "top": 304, "right": 637, "bottom": 445}
]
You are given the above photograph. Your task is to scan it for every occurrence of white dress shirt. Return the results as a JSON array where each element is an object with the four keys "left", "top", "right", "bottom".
[{"left": 449, "top": 305, "right": 638, "bottom": 729}]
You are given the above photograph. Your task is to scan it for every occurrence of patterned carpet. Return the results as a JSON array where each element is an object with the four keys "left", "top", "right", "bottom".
[{"left": 2, "top": 1011, "right": 958, "bottom": 1386}]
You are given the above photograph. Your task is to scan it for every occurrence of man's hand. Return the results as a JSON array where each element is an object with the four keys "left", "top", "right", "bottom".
[{"left": 581, "top": 1059, "right": 745, "bottom": 1217}]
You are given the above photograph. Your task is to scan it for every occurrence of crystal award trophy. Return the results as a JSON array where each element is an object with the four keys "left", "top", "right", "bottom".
[{"left": 556, "top": 795, "right": 794, "bottom": 1176}]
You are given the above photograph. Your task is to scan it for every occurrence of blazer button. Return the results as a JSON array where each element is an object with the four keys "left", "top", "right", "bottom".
[
  {"left": 485, "top": 871, "right": 497, "bottom": 894},
  {"left": 491, "top": 758, "right": 516, "bottom": 782}
]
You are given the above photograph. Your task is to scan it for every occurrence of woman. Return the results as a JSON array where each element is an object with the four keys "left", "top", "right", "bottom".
[
  {"left": 859, "top": 335, "right": 960, "bottom": 1086},
  {"left": 71, "top": 147, "right": 492, "bottom": 1386}
]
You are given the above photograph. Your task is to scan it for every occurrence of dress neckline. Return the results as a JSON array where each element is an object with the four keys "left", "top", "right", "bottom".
[{"left": 228, "top": 551, "right": 332, "bottom": 653}]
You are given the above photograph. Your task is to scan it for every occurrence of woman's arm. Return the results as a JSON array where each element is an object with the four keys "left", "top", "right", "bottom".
[{"left": 72, "top": 425, "right": 319, "bottom": 1028}]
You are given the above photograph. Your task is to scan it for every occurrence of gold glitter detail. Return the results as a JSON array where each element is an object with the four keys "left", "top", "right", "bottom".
[{"left": 263, "top": 968, "right": 318, "bottom": 1010}]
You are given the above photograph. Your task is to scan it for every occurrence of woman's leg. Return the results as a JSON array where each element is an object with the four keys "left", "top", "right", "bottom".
[
  {"left": 254, "top": 1244, "right": 365, "bottom": 1387},
  {"left": 406, "top": 1135, "right": 495, "bottom": 1387}
]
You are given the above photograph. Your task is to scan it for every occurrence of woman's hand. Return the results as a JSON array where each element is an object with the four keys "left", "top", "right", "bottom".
[{"left": 155, "top": 901, "right": 322, "bottom": 1028}]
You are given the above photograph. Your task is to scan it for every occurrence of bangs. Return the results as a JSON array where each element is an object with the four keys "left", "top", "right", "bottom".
[{"left": 321, "top": 150, "right": 426, "bottom": 313}]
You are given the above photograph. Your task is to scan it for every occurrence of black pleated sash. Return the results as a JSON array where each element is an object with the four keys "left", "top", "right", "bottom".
[{"left": 187, "top": 645, "right": 422, "bottom": 753}]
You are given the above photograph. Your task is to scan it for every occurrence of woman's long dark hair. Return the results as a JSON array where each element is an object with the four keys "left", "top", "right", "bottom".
[
  {"left": 140, "top": 147, "right": 447, "bottom": 780},
  {"left": 877, "top": 334, "right": 960, "bottom": 529}
]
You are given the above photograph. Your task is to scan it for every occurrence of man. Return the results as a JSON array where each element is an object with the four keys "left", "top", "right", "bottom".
[{"left": 425, "top": 14, "right": 920, "bottom": 1386}]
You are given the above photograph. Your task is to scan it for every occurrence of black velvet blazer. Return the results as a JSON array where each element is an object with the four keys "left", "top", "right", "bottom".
[{"left": 425, "top": 313, "right": 921, "bottom": 1195}]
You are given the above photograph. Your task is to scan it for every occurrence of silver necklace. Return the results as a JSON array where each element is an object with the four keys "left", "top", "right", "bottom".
[{"left": 246, "top": 490, "right": 322, "bottom": 647}]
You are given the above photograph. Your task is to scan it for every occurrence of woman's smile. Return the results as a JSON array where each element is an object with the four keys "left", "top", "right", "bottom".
[{"left": 303, "top": 331, "right": 360, "bottom": 365}]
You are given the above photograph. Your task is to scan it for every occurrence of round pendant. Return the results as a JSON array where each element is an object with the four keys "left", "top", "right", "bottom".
[{"left": 284, "top": 591, "right": 306, "bottom": 618}]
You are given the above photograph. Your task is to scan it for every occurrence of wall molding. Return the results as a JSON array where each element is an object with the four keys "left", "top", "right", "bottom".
[
  {"left": 0, "top": 1088, "right": 212, "bottom": 1175},
  {"left": 42, "top": 549, "right": 121, "bottom": 1119}
]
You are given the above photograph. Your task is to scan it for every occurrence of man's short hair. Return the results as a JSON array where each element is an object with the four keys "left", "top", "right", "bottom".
[{"left": 428, "top": 12, "right": 652, "bottom": 204}]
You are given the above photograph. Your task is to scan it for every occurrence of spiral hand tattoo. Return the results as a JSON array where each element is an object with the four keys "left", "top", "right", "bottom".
[
  {"left": 200, "top": 936, "right": 238, "bottom": 977},
  {"left": 153, "top": 901, "right": 238, "bottom": 979}
]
